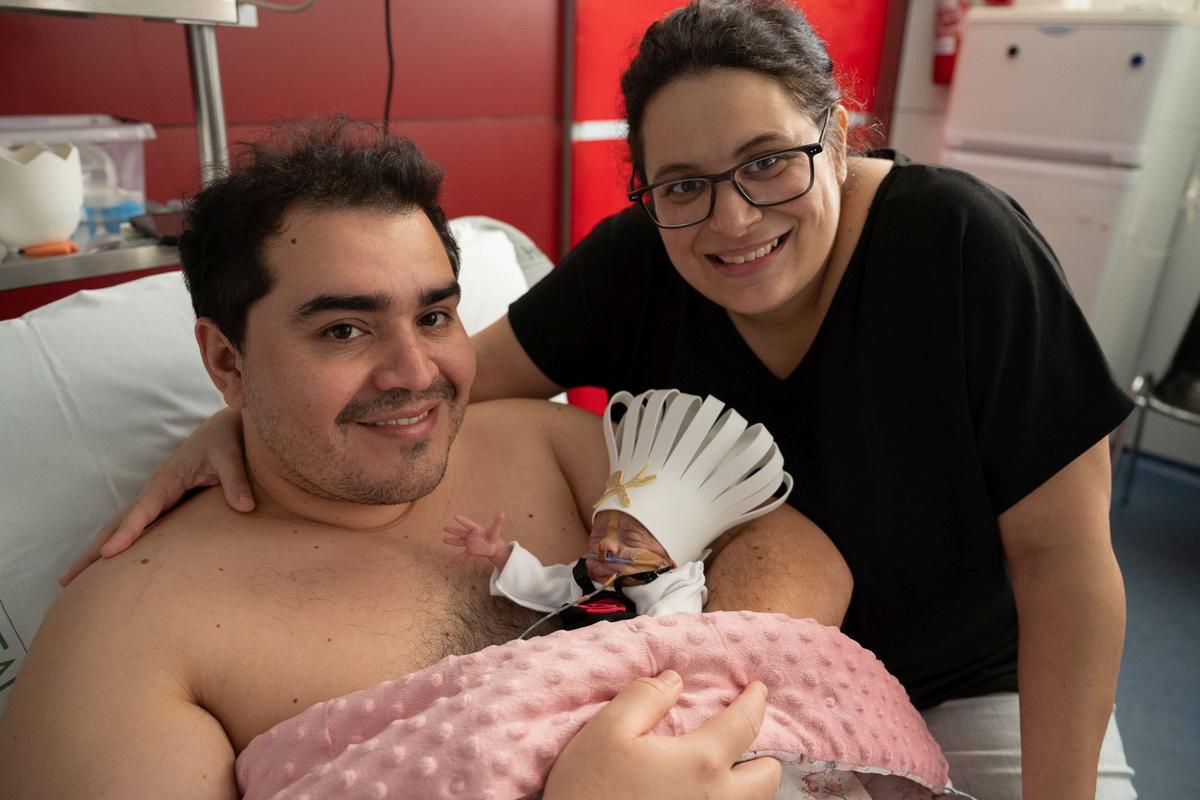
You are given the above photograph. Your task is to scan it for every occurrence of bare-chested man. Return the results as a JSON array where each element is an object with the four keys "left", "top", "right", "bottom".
[{"left": 0, "top": 120, "right": 849, "bottom": 799}]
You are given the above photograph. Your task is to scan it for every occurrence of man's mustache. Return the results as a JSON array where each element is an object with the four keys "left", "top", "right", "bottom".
[{"left": 335, "top": 379, "right": 458, "bottom": 425}]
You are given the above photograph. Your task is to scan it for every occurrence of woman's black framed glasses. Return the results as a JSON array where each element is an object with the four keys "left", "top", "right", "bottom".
[{"left": 628, "top": 107, "right": 832, "bottom": 229}]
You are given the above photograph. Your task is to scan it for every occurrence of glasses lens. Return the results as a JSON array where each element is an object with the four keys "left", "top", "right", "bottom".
[
  {"left": 734, "top": 151, "right": 814, "bottom": 205},
  {"left": 643, "top": 178, "right": 712, "bottom": 227}
]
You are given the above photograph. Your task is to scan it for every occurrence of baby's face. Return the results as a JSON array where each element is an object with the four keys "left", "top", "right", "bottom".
[{"left": 586, "top": 511, "right": 673, "bottom": 584}]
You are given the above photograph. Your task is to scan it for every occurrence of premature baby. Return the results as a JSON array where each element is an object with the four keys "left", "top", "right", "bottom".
[{"left": 445, "top": 388, "right": 794, "bottom": 629}]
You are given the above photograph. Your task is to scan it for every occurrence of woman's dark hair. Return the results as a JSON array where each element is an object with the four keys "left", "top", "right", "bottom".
[
  {"left": 179, "top": 116, "right": 460, "bottom": 351},
  {"left": 620, "top": 0, "right": 842, "bottom": 183}
]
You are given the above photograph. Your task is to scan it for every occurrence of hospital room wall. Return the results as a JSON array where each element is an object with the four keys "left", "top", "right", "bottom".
[
  {"left": 0, "top": 1, "right": 562, "bottom": 258},
  {"left": 568, "top": 0, "right": 896, "bottom": 249},
  {"left": 0, "top": 1, "right": 899, "bottom": 268}
]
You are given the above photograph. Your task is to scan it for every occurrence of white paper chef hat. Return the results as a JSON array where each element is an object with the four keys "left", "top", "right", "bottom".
[{"left": 592, "top": 389, "right": 793, "bottom": 565}]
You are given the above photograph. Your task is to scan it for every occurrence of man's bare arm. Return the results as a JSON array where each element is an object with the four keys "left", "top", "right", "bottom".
[
  {"left": 0, "top": 562, "right": 237, "bottom": 799},
  {"left": 537, "top": 398, "right": 852, "bottom": 625}
]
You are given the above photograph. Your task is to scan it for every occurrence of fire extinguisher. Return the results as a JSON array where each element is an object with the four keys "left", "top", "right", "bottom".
[{"left": 933, "top": 0, "right": 969, "bottom": 85}]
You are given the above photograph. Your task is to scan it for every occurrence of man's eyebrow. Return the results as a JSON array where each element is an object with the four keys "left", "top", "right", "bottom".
[
  {"left": 420, "top": 280, "right": 461, "bottom": 307},
  {"left": 291, "top": 281, "right": 461, "bottom": 324},
  {"left": 651, "top": 133, "right": 793, "bottom": 182},
  {"left": 292, "top": 292, "right": 391, "bottom": 322}
]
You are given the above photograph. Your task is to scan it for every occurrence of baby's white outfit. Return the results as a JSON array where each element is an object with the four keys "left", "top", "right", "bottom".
[{"left": 489, "top": 541, "right": 707, "bottom": 616}]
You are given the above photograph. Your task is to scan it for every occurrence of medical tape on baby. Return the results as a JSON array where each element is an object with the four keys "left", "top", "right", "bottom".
[
  {"left": 595, "top": 513, "right": 621, "bottom": 558},
  {"left": 591, "top": 516, "right": 664, "bottom": 568},
  {"left": 585, "top": 548, "right": 664, "bottom": 568}
]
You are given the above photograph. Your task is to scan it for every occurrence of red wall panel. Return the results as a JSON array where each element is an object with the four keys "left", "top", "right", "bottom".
[
  {"left": 572, "top": 0, "right": 889, "bottom": 125},
  {"left": 0, "top": 2, "right": 562, "bottom": 257},
  {"left": 215, "top": 1, "right": 560, "bottom": 123},
  {"left": 0, "top": 2, "right": 560, "bottom": 122},
  {"left": 574, "top": 0, "right": 682, "bottom": 122},
  {"left": 570, "top": 138, "right": 629, "bottom": 247},
  {"left": 0, "top": 14, "right": 193, "bottom": 122},
  {"left": 804, "top": 1, "right": 890, "bottom": 112},
  {"left": 148, "top": 117, "right": 560, "bottom": 259}
]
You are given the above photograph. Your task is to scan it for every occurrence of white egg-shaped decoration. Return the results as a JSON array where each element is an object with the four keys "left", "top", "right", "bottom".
[{"left": 0, "top": 143, "right": 84, "bottom": 249}]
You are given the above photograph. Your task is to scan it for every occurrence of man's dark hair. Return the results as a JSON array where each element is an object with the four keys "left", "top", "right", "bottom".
[
  {"left": 179, "top": 117, "right": 460, "bottom": 350},
  {"left": 620, "top": 0, "right": 842, "bottom": 184}
]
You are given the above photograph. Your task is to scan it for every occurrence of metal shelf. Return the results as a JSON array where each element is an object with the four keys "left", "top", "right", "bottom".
[
  {"left": 0, "top": 0, "right": 238, "bottom": 24},
  {"left": 0, "top": 243, "right": 179, "bottom": 291},
  {"left": 0, "top": 0, "right": 258, "bottom": 288}
]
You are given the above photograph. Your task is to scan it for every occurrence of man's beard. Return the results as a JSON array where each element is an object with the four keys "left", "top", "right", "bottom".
[{"left": 246, "top": 378, "right": 466, "bottom": 506}]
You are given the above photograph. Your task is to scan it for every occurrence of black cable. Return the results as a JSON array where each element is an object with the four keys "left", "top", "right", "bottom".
[{"left": 383, "top": 0, "right": 395, "bottom": 133}]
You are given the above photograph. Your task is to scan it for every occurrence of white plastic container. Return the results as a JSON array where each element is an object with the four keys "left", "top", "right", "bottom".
[
  {"left": 0, "top": 143, "right": 84, "bottom": 249},
  {"left": 0, "top": 115, "right": 156, "bottom": 235}
]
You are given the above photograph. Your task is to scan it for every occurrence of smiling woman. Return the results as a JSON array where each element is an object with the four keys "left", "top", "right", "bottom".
[
  {"left": 478, "top": 3, "right": 1137, "bottom": 798},
  {"left": 636, "top": 69, "right": 848, "bottom": 328}
]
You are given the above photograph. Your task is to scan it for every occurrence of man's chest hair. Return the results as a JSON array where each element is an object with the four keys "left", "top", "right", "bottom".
[{"left": 427, "top": 584, "right": 560, "bottom": 660}]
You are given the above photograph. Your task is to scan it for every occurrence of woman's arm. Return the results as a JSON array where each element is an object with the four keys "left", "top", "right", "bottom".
[
  {"left": 468, "top": 311, "right": 561, "bottom": 400},
  {"left": 470, "top": 315, "right": 563, "bottom": 402},
  {"left": 543, "top": 672, "right": 781, "bottom": 800},
  {"left": 999, "top": 437, "right": 1126, "bottom": 800}
]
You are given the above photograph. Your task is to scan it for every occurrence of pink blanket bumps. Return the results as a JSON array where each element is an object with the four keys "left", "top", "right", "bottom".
[{"left": 236, "top": 611, "right": 958, "bottom": 800}]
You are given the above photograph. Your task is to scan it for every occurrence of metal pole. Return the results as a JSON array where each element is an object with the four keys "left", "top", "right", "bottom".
[
  {"left": 186, "top": 22, "right": 230, "bottom": 184},
  {"left": 559, "top": 0, "right": 576, "bottom": 258}
]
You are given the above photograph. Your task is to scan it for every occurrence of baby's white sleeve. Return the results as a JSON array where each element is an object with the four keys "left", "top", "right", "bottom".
[
  {"left": 490, "top": 542, "right": 581, "bottom": 614},
  {"left": 627, "top": 560, "right": 708, "bottom": 617}
]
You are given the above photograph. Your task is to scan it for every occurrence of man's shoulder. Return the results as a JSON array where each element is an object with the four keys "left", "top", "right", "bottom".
[
  {"left": 54, "top": 490, "right": 239, "bottom": 629},
  {"left": 0, "top": 497, "right": 239, "bottom": 797},
  {"left": 457, "top": 398, "right": 608, "bottom": 506},
  {"left": 462, "top": 398, "right": 600, "bottom": 444}
]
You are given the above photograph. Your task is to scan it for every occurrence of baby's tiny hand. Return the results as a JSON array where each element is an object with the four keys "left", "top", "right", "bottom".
[{"left": 442, "top": 512, "right": 508, "bottom": 568}]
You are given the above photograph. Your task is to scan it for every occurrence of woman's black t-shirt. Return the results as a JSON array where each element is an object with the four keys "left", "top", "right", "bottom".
[{"left": 507, "top": 154, "right": 1133, "bottom": 709}]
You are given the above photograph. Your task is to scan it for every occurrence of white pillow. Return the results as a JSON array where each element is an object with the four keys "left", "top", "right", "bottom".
[{"left": 0, "top": 215, "right": 542, "bottom": 714}]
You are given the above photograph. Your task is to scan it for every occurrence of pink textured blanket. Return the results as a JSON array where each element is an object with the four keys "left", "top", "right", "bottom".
[{"left": 236, "top": 612, "right": 956, "bottom": 799}]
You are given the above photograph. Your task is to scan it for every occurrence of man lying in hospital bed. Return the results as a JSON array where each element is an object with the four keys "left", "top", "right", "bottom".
[{"left": 0, "top": 120, "right": 965, "bottom": 799}]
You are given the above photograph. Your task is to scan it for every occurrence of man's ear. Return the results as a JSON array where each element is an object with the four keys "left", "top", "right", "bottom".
[{"left": 196, "top": 317, "right": 246, "bottom": 410}]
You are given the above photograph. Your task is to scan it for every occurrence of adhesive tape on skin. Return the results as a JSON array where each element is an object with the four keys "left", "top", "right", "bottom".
[{"left": 584, "top": 548, "right": 665, "bottom": 568}]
